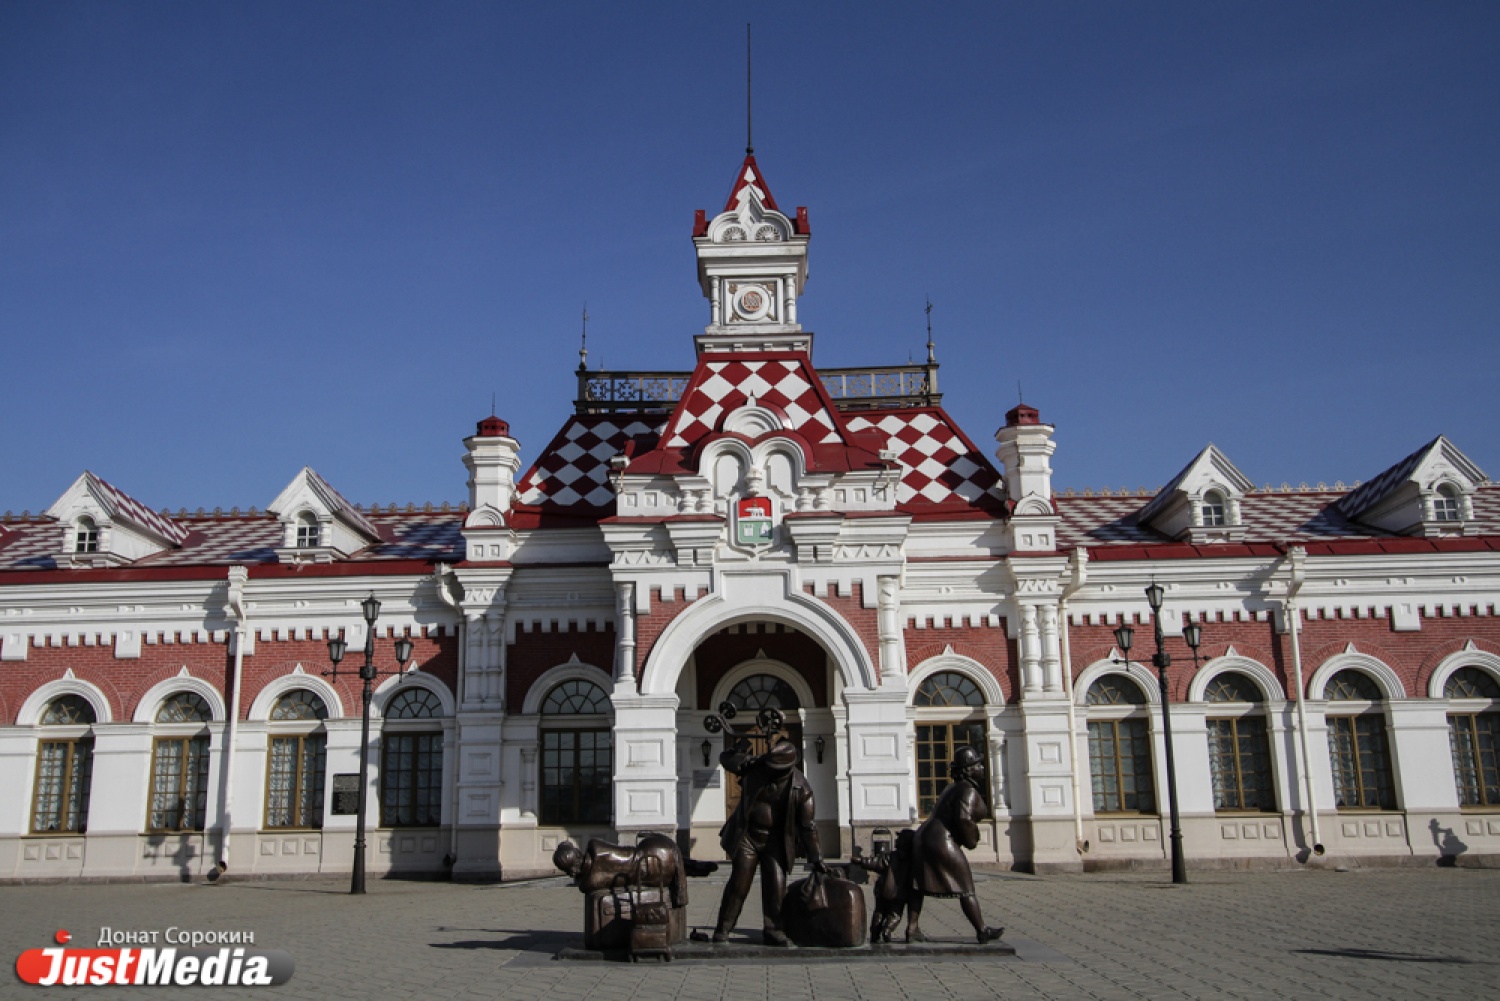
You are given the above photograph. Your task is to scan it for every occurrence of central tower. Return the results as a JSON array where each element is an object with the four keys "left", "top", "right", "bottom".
[{"left": 691, "top": 154, "right": 812, "bottom": 355}]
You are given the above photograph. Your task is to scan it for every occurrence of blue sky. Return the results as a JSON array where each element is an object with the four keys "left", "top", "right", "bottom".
[{"left": 3, "top": 2, "right": 1497, "bottom": 515}]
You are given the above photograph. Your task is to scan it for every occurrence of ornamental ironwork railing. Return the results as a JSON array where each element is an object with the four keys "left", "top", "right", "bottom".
[{"left": 575, "top": 362, "right": 940, "bottom": 414}]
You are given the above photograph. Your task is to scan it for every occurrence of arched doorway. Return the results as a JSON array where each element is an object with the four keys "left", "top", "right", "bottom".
[{"left": 717, "top": 672, "right": 805, "bottom": 821}]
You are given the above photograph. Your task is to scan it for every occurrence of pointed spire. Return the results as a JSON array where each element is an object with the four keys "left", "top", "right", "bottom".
[
  {"left": 925, "top": 297, "right": 936, "bottom": 364},
  {"left": 724, "top": 153, "right": 779, "bottom": 212},
  {"left": 578, "top": 303, "right": 589, "bottom": 372}
]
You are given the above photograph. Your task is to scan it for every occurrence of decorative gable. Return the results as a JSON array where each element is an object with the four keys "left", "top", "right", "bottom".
[
  {"left": 1137, "top": 444, "right": 1255, "bottom": 543},
  {"left": 1337, "top": 436, "right": 1488, "bottom": 537},
  {"left": 266, "top": 467, "right": 380, "bottom": 563},
  {"left": 45, "top": 472, "right": 187, "bottom": 567}
]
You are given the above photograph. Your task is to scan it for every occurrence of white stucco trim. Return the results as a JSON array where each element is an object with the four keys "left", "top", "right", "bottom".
[
  {"left": 245, "top": 668, "right": 346, "bottom": 721},
  {"left": 1186, "top": 655, "right": 1287, "bottom": 705},
  {"left": 1307, "top": 651, "right": 1407, "bottom": 701},
  {"left": 520, "top": 660, "right": 614, "bottom": 716},
  {"left": 17, "top": 676, "right": 114, "bottom": 725},
  {"left": 1074, "top": 656, "right": 1159, "bottom": 706},
  {"left": 131, "top": 671, "right": 227, "bottom": 723},
  {"left": 639, "top": 570, "right": 877, "bottom": 697},
  {"left": 907, "top": 652, "right": 1004, "bottom": 707},
  {"left": 1427, "top": 648, "right": 1500, "bottom": 698}
]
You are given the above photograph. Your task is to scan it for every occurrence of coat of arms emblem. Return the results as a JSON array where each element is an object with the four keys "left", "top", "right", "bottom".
[{"left": 733, "top": 495, "right": 775, "bottom": 548}]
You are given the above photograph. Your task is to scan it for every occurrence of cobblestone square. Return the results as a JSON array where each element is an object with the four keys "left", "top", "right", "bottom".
[{"left": 3, "top": 866, "right": 1497, "bottom": 999}]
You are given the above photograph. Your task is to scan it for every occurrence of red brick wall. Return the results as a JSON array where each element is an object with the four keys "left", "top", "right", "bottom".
[
  {"left": 1067, "top": 611, "right": 1500, "bottom": 701},
  {"left": 506, "top": 622, "right": 615, "bottom": 708},
  {"left": 692, "top": 625, "right": 829, "bottom": 709},
  {"left": 0, "top": 629, "right": 457, "bottom": 724},
  {"left": 805, "top": 581, "right": 879, "bottom": 671},
  {"left": 905, "top": 621, "right": 1018, "bottom": 702},
  {"left": 634, "top": 587, "right": 702, "bottom": 683}
]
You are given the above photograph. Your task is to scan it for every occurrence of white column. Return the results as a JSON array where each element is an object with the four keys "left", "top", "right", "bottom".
[
  {"left": 1020, "top": 604, "right": 1043, "bottom": 695},
  {"left": 1039, "top": 604, "right": 1062, "bottom": 694},
  {"left": 876, "top": 576, "right": 905, "bottom": 683},
  {"left": 615, "top": 582, "right": 638, "bottom": 697}
]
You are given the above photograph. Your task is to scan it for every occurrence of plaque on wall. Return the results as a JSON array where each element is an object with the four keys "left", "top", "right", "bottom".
[
  {"left": 330, "top": 773, "right": 361, "bottom": 815},
  {"left": 692, "top": 769, "right": 721, "bottom": 789}
]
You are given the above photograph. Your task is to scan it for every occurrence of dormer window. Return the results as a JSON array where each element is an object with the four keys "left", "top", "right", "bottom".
[
  {"left": 1433, "top": 484, "right": 1461, "bottom": 523},
  {"left": 295, "top": 512, "right": 320, "bottom": 548},
  {"left": 1201, "top": 491, "right": 1227, "bottom": 528},
  {"left": 74, "top": 518, "right": 99, "bottom": 554}
]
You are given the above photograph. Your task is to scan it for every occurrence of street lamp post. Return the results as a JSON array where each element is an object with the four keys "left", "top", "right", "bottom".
[
  {"left": 1113, "top": 583, "right": 1202, "bottom": 886},
  {"left": 325, "top": 592, "right": 414, "bottom": 895}
]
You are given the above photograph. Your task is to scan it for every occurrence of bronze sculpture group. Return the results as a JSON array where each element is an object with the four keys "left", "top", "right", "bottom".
[{"left": 553, "top": 696, "right": 1002, "bottom": 958}]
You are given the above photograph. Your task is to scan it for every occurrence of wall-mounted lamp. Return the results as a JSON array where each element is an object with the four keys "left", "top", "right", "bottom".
[
  {"left": 815, "top": 734, "right": 826, "bottom": 764},
  {"left": 701, "top": 737, "right": 713, "bottom": 768}
]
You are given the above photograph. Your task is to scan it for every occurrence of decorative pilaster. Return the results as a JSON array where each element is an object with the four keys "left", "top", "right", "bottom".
[
  {"left": 1020, "top": 604, "right": 1042, "bottom": 695},
  {"left": 614, "top": 582, "right": 638, "bottom": 696},
  {"left": 877, "top": 575, "right": 905, "bottom": 683},
  {"left": 1039, "top": 604, "right": 1062, "bottom": 694}
]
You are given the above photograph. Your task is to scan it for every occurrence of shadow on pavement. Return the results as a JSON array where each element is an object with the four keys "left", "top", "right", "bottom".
[{"left": 1294, "top": 948, "right": 1478, "bottom": 964}]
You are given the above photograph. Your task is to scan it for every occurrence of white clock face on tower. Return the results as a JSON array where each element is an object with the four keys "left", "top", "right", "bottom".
[{"left": 732, "top": 283, "right": 774, "bottom": 322}]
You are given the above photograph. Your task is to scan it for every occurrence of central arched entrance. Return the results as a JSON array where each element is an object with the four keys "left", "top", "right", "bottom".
[{"left": 676, "top": 621, "right": 840, "bottom": 859}]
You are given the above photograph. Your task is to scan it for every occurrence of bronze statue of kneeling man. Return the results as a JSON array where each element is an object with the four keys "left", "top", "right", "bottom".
[{"left": 905, "top": 746, "right": 1004, "bottom": 944}]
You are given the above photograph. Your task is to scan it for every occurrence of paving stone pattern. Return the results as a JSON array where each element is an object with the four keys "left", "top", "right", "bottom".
[{"left": 3, "top": 867, "right": 1497, "bottom": 1000}]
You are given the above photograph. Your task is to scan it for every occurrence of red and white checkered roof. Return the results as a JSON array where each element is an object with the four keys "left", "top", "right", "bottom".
[
  {"left": 1055, "top": 485, "right": 1500, "bottom": 549},
  {"left": 664, "top": 357, "right": 840, "bottom": 448},
  {"left": 0, "top": 510, "right": 463, "bottom": 571},
  {"left": 844, "top": 410, "right": 1006, "bottom": 512},
  {"left": 89, "top": 473, "right": 190, "bottom": 545},
  {"left": 516, "top": 416, "right": 665, "bottom": 510}
]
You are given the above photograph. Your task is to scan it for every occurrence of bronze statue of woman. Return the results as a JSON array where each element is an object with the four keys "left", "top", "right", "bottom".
[{"left": 905, "top": 746, "right": 1004, "bottom": 944}]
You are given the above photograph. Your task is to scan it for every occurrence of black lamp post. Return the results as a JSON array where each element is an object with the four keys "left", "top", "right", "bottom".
[
  {"left": 1113, "top": 582, "right": 1199, "bottom": 885},
  {"left": 325, "top": 592, "right": 414, "bottom": 895}
]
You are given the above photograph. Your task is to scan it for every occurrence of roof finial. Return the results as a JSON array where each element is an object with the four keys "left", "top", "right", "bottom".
[
  {"left": 746, "top": 22, "right": 754, "bottom": 156},
  {"left": 1017, "top": 380, "right": 1024, "bottom": 404},
  {"left": 578, "top": 302, "right": 589, "bottom": 372},
  {"left": 925, "top": 297, "right": 936, "bottom": 364},
  {"left": 491, "top": 391, "right": 496, "bottom": 415}
]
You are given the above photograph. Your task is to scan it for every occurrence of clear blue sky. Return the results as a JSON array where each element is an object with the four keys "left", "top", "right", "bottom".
[{"left": 3, "top": 2, "right": 1497, "bottom": 514}]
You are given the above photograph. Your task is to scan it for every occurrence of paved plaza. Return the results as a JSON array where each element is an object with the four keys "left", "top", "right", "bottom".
[{"left": 3, "top": 864, "right": 1497, "bottom": 1000}]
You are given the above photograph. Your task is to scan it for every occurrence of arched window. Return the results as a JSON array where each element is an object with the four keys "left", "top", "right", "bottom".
[
  {"left": 1324, "top": 669, "right": 1395, "bottom": 810},
  {"left": 266, "top": 689, "right": 328, "bottom": 829},
  {"left": 74, "top": 517, "right": 99, "bottom": 554},
  {"left": 1085, "top": 675, "right": 1154, "bottom": 814},
  {"left": 913, "top": 671, "right": 989, "bottom": 818},
  {"left": 726, "top": 674, "right": 800, "bottom": 711},
  {"left": 1445, "top": 667, "right": 1500, "bottom": 808},
  {"left": 1201, "top": 491, "right": 1227, "bottom": 528},
  {"left": 295, "top": 511, "right": 320, "bottom": 548},
  {"left": 1433, "top": 484, "right": 1461, "bottom": 523},
  {"left": 32, "top": 695, "right": 96, "bottom": 834},
  {"left": 540, "top": 678, "right": 611, "bottom": 826},
  {"left": 381, "top": 687, "right": 445, "bottom": 828},
  {"left": 148, "top": 692, "right": 213, "bottom": 833},
  {"left": 1203, "top": 672, "right": 1275, "bottom": 812},
  {"left": 914, "top": 672, "right": 984, "bottom": 708}
]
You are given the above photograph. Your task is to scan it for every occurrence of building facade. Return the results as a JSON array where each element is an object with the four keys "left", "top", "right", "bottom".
[{"left": 3, "top": 154, "right": 1499, "bottom": 881}]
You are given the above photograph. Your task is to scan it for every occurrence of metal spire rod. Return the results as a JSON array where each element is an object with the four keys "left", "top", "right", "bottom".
[
  {"left": 746, "top": 23, "right": 753, "bottom": 155},
  {"left": 578, "top": 303, "right": 589, "bottom": 371},
  {"left": 925, "top": 297, "right": 936, "bottom": 364}
]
